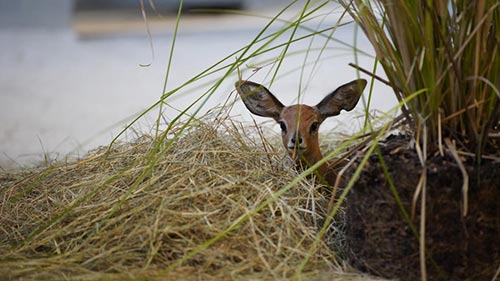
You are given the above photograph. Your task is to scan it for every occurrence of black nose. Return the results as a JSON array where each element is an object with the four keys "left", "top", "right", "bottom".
[{"left": 291, "top": 134, "right": 302, "bottom": 145}]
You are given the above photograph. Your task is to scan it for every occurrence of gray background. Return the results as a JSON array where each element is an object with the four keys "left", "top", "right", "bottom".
[{"left": 0, "top": 0, "right": 396, "bottom": 169}]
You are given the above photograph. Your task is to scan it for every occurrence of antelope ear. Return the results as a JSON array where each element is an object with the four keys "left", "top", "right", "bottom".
[
  {"left": 235, "top": 80, "right": 285, "bottom": 122},
  {"left": 314, "top": 79, "right": 366, "bottom": 119}
]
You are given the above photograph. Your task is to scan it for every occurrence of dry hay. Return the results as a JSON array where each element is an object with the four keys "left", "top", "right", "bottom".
[{"left": 0, "top": 117, "right": 379, "bottom": 280}]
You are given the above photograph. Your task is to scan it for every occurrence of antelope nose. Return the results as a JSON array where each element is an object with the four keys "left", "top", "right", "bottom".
[{"left": 291, "top": 134, "right": 303, "bottom": 145}]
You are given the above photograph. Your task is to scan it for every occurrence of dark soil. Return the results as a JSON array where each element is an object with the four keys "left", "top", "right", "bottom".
[{"left": 344, "top": 135, "right": 500, "bottom": 280}]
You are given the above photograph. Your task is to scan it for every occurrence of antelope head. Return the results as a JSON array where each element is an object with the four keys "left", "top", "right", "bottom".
[{"left": 235, "top": 79, "right": 366, "bottom": 168}]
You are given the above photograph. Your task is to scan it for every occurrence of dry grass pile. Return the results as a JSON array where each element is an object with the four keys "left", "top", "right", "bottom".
[{"left": 0, "top": 117, "right": 371, "bottom": 280}]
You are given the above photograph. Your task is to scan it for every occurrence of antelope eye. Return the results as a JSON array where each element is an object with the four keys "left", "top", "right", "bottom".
[
  {"left": 310, "top": 122, "right": 319, "bottom": 134},
  {"left": 278, "top": 121, "right": 287, "bottom": 134}
]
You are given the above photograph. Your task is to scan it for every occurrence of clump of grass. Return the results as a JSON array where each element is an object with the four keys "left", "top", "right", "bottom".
[
  {"left": 342, "top": 0, "right": 500, "bottom": 158},
  {"left": 336, "top": 1, "right": 500, "bottom": 279},
  {"left": 0, "top": 115, "right": 373, "bottom": 280}
]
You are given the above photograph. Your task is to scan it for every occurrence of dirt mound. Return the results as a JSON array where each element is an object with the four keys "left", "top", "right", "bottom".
[{"left": 345, "top": 135, "right": 500, "bottom": 280}]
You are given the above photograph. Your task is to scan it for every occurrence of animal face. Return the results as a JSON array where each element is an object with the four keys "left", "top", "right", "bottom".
[
  {"left": 277, "top": 104, "right": 322, "bottom": 159},
  {"left": 235, "top": 79, "right": 366, "bottom": 163}
]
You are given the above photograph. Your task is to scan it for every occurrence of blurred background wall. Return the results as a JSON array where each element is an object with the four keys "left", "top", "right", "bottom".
[
  {"left": 0, "top": 0, "right": 72, "bottom": 28},
  {"left": 0, "top": 1, "right": 389, "bottom": 170}
]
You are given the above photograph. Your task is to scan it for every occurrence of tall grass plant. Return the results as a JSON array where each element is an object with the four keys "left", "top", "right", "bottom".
[{"left": 340, "top": 0, "right": 500, "bottom": 159}]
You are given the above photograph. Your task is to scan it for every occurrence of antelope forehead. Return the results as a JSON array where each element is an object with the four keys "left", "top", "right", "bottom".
[{"left": 281, "top": 105, "right": 320, "bottom": 124}]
